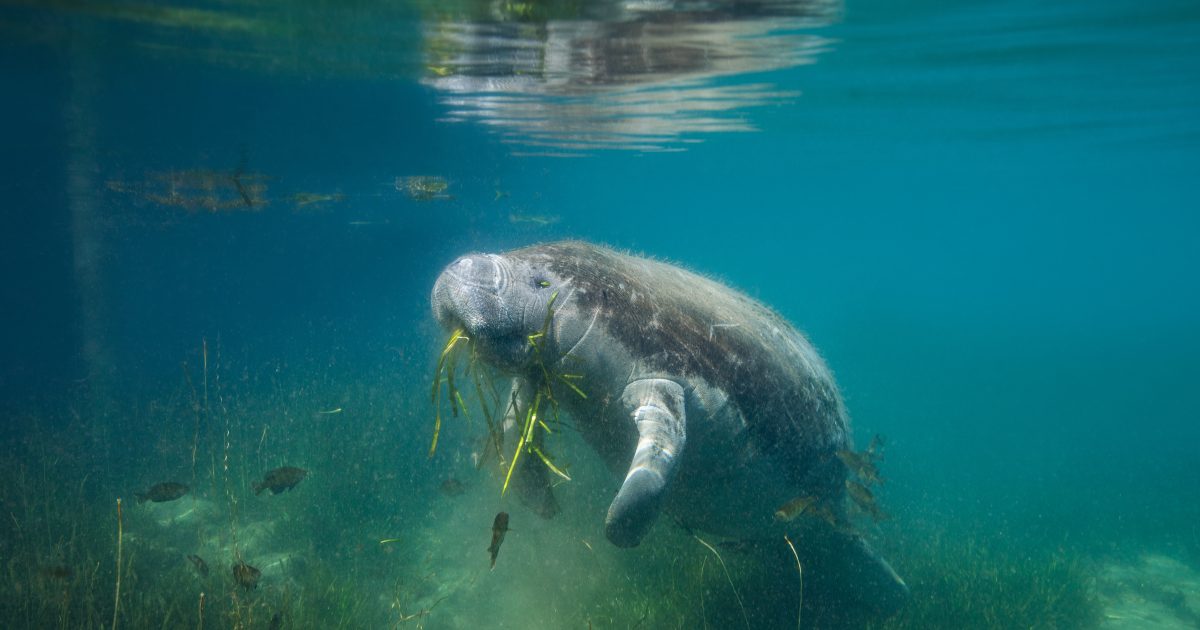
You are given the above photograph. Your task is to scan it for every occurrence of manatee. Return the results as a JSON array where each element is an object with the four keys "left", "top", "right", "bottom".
[{"left": 431, "top": 240, "right": 908, "bottom": 621}]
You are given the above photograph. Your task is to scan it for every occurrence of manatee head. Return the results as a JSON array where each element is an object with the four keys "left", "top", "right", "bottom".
[{"left": 431, "top": 250, "right": 581, "bottom": 371}]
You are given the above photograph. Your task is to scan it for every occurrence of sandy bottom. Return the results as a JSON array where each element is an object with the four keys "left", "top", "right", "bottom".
[{"left": 1098, "top": 553, "right": 1200, "bottom": 629}]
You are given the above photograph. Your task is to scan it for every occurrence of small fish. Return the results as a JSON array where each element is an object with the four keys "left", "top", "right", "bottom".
[
  {"left": 316, "top": 407, "right": 343, "bottom": 415},
  {"left": 232, "top": 560, "right": 261, "bottom": 590},
  {"left": 845, "top": 479, "right": 874, "bottom": 505},
  {"left": 378, "top": 538, "right": 402, "bottom": 545},
  {"left": 488, "top": 512, "right": 509, "bottom": 570},
  {"left": 253, "top": 467, "right": 308, "bottom": 496},
  {"left": 135, "top": 482, "right": 190, "bottom": 504},
  {"left": 806, "top": 502, "right": 844, "bottom": 530},
  {"left": 836, "top": 449, "right": 882, "bottom": 485},
  {"left": 846, "top": 479, "right": 887, "bottom": 522},
  {"left": 716, "top": 539, "right": 759, "bottom": 555},
  {"left": 187, "top": 554, "right": 209, "bottom": 577},
  {"left": 773, "top": 495, "right": 818, "bottom": 522},
  {"left": 439, "top": 478, "right": 466, "bottom": 497},
  {"left": 867, "top": 434, "right": 885, "bottom": 456},
  {"left": 39, "top": 565, "right": 74, "bottom": 580},
  {"left": 268, "top": 611, "right": 284, "bottom": 630}
]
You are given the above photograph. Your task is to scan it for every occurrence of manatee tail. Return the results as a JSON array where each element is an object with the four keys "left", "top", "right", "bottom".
[{"left": 798, "top": 527, "right": 909, "bottom": 625}]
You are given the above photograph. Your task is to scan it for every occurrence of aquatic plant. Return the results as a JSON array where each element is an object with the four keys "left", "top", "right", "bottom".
[
  {"left": 111, "top": 498, "right": 123, "bottom": 630},
  {"left": 429, "top": 290, "right": 584, "bottom": 495},
  {"left": 693, "top": 535, "right": 750, "bottom": 629},
  {"left": 865, "top": 524, "right": 1102, "bottom": 630},
  {"left": 0, "top": 337, "right": 1121, "bottom": 630}
]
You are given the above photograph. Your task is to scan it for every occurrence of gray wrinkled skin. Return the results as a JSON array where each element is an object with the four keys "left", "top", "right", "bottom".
[{"left": 431, "top": 240, "right": 907, "bottom": 617}]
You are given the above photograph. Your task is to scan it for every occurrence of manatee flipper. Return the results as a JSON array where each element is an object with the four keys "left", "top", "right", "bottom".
[
  {"left": 605, "top": 378, "right": 686, "bottom": 547},
  {"left": 503, "top": 378, "right": 560, "bottom": 519}
]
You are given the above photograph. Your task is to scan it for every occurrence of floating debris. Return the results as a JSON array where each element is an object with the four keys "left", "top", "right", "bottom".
[
  {"left": 187, "top": 554, "right": 209, "bottom": 577},
  {"left": 135, "top": 481, "right": 190, "bottom": 504},
  {"left": 439, "top": 478, "right": 466, "bottom": 497},
  {"left": 290, "top": 191, "right": 344, "bottom": 209},
  {"left": 508, "top": 212, "right": 560, "bottom": 226},
  {"left": 488, "top": 512, "right": 509, "bottom": 570},
  {"left": 106, "top": 168, "right": 268, "bottom": 213},
  {"left": 397, "top": 175, "right": 450, "bottom": 201},
  {"left": 253, "top": 466, "right": 308, "bottom": 496},
  {"left": 232, "top": 560, "right": 261, "bottom": 590}
]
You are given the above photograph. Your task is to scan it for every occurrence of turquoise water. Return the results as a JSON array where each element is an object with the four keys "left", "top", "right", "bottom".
[{"left": 1, "top": 1, "right": 1198, "bottom": 628}]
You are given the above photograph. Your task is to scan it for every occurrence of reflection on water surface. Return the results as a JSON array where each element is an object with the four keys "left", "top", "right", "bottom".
[
  {"left": 423, "top": 0, "right": 840, "bottom": 153},
  {"left": 14, "top": 0, "right": 839, "bottom": 155}
]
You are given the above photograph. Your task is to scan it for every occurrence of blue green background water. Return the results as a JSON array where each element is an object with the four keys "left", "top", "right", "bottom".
[{"left": 1, "top": 0, "right": 1198, "bottom": 628}]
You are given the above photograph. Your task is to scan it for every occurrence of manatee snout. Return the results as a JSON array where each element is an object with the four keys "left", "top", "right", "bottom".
[{"left": 432, "top": 254, "right": 509, "bottom": 334}]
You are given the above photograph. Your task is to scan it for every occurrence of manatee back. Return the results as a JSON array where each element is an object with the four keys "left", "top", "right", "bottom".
[{"left": 522, "top": 241, "right": 850, "bottom": 476}]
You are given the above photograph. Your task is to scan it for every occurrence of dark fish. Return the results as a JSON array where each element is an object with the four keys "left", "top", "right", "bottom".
[
  {"left": 135, "top": 482, "right": 190, "bottom": 504},
  {"left": 846, "top": 479, "right": 887, "bottom": 522},
  {"left": 867, "top": 434, "right": 886, "bottom": 457},
  {"left": 801, "top": 501, "right": 849, "bottom": 530},
  {"left": 232, "top": 560, "right": 261, "bottom": 590},
  {"left": 773, "top": 495, "right": 818, "bottom": 522},
  {"left": 253, "top": 467, "right": 308, "bottom": 496},
  {"left": 39, "top": 565, "right": 74, "bottom": 580},
  {"left": 187, "top": 554, "right": 209, "bottom": 577},
  {"left": 845, "top": 478, "right": 874, "bottom": 505},
  {"left": 268, "top": 611, "right": 283, "bottom": 630},
  {"left": 716, "top": 539, "right": 760, "bottom": 555},
  {"left": 439, "top": 478, "right": 466, "bottom": 497},
  {"left": 488, "top": 512, "right": 509, "bottom": 570},
  {"left": 836, "top": 449, "right": 882, "bottom": 485}
]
